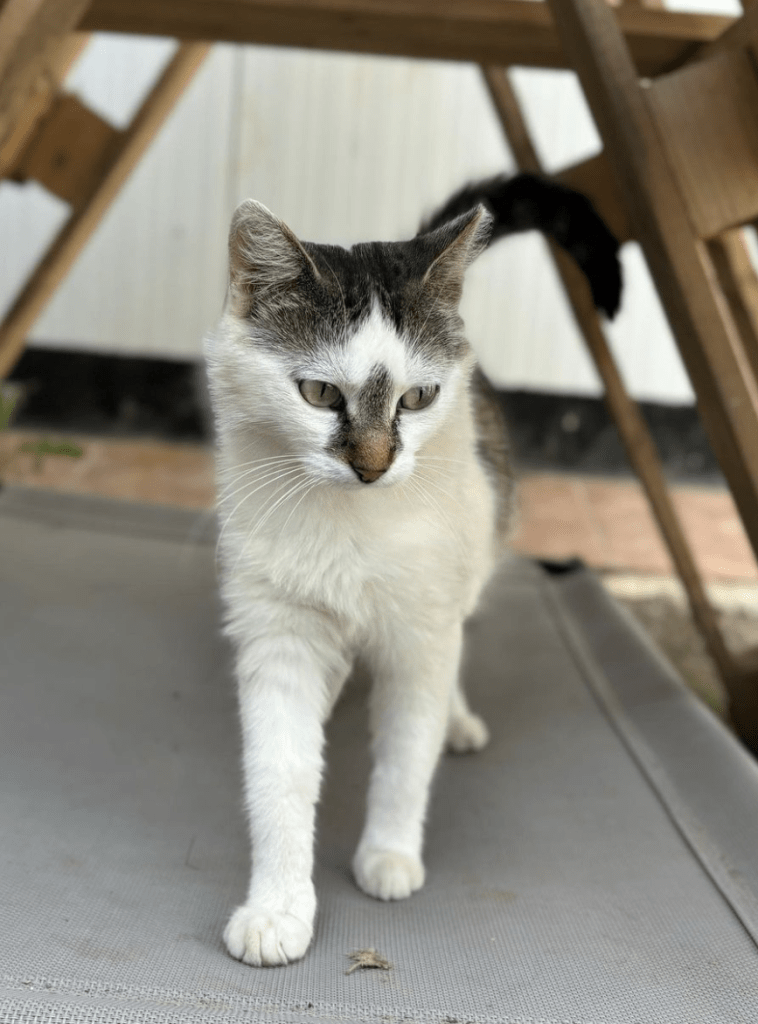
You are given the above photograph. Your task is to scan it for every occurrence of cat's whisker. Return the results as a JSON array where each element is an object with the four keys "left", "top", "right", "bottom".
[
  {"left": 215, "top": 467, "right": 304, "bottom": 562},
  {"left": 418, "top": 472, "right": 469, "bottom": 516},
  {"left": 219, "top": 462, "right": 302, "bottom": 503},
  {"left": 416, "top": 455, "right": 473, "bottom": 466},
  {"left": 229, "top": 436, "right": 278, "bottom": 460},
  {"left": 227, "top": 478, "right": 305, "bottom": 574},
  {"left": 414, "top": 461, "right": 473, "bottom": 486},
  {"left": 219, "top": 458, "right": 304, "bottom": 494},
  {"left": 219, "top": 458, "right": 301, "bottom": 493},
  {"left": 216, "top": 471, "right": 302, "bottom": 536},
  {"left": 278, "top": 480, "right": 319, "bottom": 539},
  {"left": 407, "top": 474, "right": 468, "bottom": 562},
  {"left": 251, "top": 475, "right": 311, "bottom": 538},
  {"left": 232, "top": 475, "right": 311, "bottom": 572},
  {"left": 224, "top": 454, "right": 303, "bottom": 473},
  {"left": 221, "top": 453, "right": 304, "bottom": 478}
]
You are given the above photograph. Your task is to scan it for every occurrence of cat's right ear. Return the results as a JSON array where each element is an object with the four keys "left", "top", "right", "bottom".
[{"left": 228, "top": 200, "right": 320, "bottom": 306}]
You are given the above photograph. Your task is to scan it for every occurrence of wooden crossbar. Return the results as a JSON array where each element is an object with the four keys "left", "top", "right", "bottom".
[
  {"left": 0, "top": 0, "right": 92, "bottom": 151},
  {"left": 78, "top": 0, "right": 733, "bottom": 77}
]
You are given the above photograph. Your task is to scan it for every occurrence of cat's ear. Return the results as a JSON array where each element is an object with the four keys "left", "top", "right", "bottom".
[
  {"left": 419, "top": 204, "right": 493, "bottom": 301},
  {"left": 228, "top": 200, "right": 320, "bottom": 303}
]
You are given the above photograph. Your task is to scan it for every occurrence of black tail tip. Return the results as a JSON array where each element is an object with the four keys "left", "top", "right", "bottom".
[{"left": 588, "top": 249, "right": 623, "bottom": 319}]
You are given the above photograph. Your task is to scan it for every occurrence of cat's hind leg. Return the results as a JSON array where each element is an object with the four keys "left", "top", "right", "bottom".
[
  {"left": 353, "top": 620, "right": 464, "bottom": 901},
  {"left": 445, "top": 675, "right": 489, "bottom": 754}
]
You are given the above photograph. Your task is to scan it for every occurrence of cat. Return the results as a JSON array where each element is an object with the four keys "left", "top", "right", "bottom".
[{"left": 203, "top": 173, "right": 621, "bottom": 967}]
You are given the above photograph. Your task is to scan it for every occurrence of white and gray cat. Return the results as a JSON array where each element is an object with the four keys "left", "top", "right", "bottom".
[{"left": 204, "top": 174, "right": 620, "bottom": 967}]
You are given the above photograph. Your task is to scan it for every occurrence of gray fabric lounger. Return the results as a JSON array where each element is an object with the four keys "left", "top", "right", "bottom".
[{"left": 1, "top": 485, "right": 758, "bottom": 1024}]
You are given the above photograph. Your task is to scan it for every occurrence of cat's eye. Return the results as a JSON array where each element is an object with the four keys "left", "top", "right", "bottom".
[
  {"left": 398, "top": 385, "right": 439, "bottom": 411},
  {"left": 298, "top": 380, "right": 344, "bottom": 409}
]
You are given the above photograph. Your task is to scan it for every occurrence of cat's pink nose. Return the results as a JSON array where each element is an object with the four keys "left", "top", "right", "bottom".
[{"left": 352, "top": 464, "right": 387, "bottom": 484}]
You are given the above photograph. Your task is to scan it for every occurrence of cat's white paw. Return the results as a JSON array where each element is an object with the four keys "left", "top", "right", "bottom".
[
  {"left": 224, "top": 899, "right": 314, "bottom": 966},
  {"left": 446, "top": 711, "right": 490, "bottom": 753},
  {"left": 353, "top": 848, "right": 425, "bottom": 901}
]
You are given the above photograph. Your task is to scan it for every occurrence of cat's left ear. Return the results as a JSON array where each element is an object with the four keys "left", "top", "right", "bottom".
[
  {"left": 228, "top": 199, "right": 321, "bottom": 306},
  {"left": 419, "top": 204, "right": 494, "bottom": 302}
]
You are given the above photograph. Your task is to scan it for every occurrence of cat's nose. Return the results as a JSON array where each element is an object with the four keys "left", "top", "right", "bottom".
[{"left": 352, "top": 464, "right": 387, "bottom": 484}]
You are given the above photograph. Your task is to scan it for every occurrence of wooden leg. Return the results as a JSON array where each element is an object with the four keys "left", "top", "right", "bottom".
[
  {"left": 0, "top": 42, "right": 210, "bottom": 379},
  {"left": 545, "top": 0, "right": 758, "bottom": 750},
  {"left": 481, "top": 65, "right": 734, "bottom": 692},
  {"left": 708, "top": 229, "right": 758, "bottom": 382}
]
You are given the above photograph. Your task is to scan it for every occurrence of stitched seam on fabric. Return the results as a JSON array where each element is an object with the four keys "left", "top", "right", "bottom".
[{"left": 0, "top": 977, "right": 610, "bottom": 1024}]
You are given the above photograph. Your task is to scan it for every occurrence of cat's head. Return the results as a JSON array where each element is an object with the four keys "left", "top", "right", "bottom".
[{"left": 206, "top": 200, "right": 492, "bottom": 487}]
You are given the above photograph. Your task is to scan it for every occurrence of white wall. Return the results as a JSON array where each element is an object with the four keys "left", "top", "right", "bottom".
[{"left": 0, "top": 13, "right": 742, "bottom": 402}]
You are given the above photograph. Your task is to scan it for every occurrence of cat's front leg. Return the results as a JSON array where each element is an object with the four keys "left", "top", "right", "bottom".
[
  {"left": 224, "top": 616, "right": 348, "bottom": 967},
  {"left": 353, "top": 621, "right": 463, "bottom": 901}
]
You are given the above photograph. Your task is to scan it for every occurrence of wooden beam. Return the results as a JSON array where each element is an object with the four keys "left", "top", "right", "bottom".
[
  {"left": 709, "top": 230, "right": 758, "bottom": 383},
  {"left": 0, "top": 42, "right": 211, "bottom": 380},
  {"left": 546, "top": 0, "right": 758, "bottom": 749},
  {"left": 646, "top": 50, "right": 758, "bottom": 239},
  {"left": 482, "top": 65, "right": 733, "bottom": 689},
  {"left": 696, "top": 1, "right": 758, "bottom": 62},
  {"left": 10, "top": 93, "right": 120, "bottom": 207},
  {"left": 0, "top": 0, "right": 91, "bottom": 153},
  {"left": 0, "top": 31, "right": 88, "bottom": 180},
  {"left": 79, "top": 0, "right": 732, "bottom": 76}
]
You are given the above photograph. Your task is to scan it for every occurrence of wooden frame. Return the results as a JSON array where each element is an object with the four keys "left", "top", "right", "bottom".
[
  {"left": 78, "top": 0, "right": 732, "bottom": 76},
  {"left": 546, "top": 0, "right": 758, "bottom": 750},
  {"left": 0, "top": 0, "right": 92, "bottom": 151}
]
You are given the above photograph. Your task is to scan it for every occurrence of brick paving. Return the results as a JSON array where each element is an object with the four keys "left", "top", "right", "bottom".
[{"left": 2, "top": 430, "right": 756, "bottom": 584}]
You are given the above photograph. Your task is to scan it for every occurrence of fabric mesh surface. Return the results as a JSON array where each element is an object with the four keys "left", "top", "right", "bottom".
[{"left": 1, "top": 487, "right": 757, "bottom": 1023}]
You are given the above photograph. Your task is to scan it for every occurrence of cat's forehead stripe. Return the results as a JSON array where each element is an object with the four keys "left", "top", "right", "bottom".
[{"left": 356, "top": 364, "right": 392, "bottom": 423}]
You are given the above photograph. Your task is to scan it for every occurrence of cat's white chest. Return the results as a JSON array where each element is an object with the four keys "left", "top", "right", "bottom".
[
  {"left": 260, "top": 494, "right": 425, "bottom": 617},
  {"left": 223, "top": 473, "right": 493, "bottom": 635}
]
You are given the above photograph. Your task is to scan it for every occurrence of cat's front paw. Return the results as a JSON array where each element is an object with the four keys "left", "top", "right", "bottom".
[
  {"left": 224, "top": 897, "right": 314, "bottom": 967},
  {"left": 353, "top": 847, "right": 425, "bottom": 901},
  {"left": 446, "top": 711, "right": 489, "bottom": 754}
]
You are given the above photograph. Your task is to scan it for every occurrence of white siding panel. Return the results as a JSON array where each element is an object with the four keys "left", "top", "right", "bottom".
[
  {"left": 233, "top": 49, "right": 511, "bottom": 242},
  {"left": 0, "top": 184, "right": 69, "bottom": 322}
]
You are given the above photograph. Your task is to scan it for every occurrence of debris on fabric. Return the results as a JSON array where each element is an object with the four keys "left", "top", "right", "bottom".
[{"left": 345, "top": 948, "right": 392, "bottom": 975}]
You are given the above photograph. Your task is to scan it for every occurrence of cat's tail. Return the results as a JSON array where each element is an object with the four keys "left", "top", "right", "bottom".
[{"left": 419, "top": 172, "right": 622, "bottom": 318}]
